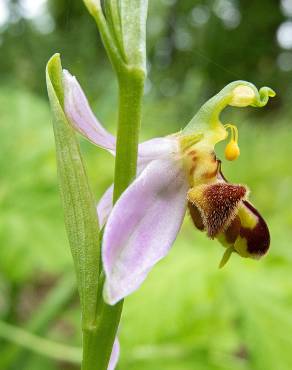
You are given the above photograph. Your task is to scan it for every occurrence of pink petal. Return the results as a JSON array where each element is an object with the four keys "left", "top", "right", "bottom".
[
  {"left": 97, "top": 185, "right": 113, "bottom": 228},
  {"left": 63, "top": 70, "right": 116, "bottom": 151},
  {"left": 108, "top": 337, "right": 120, "bottom": 370},
  {"left": 96, "top": 162, "right": 149, "bottom": 229},
  {"left": 138, "top": 136, "right": 179, "bottom": 164},
  {"left": 102, "top": 158, "right": 188, "bottom": 305},
  {"left": 96, "top": 139, "right": 179, "bottom": 228},
  {"left": 63, "top": 71, "right": 182, "bottom": 234},
  {"left": 63, "top": 70, "right": 179, "bottom": 162}
]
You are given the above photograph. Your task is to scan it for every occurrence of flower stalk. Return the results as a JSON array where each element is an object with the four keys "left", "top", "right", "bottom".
[
  {"left": 79, "top": 2, "right": 148, "bottom": 368},
  {"left": 82, "top": 47, "right": 146, "bottom": 370},
  {"left": 114, "top": 69, "right": 145, "bottom": 200},
  {"left": 82, "top": 67, "right": 145, "bottom": 370}
]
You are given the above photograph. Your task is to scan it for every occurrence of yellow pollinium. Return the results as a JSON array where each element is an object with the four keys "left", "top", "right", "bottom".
[
  {"left": 225, "top": 140, "right": 240, "bottom": 161},
  {"left": 224, "top": 124, "right": 240, "bottom": 161}
]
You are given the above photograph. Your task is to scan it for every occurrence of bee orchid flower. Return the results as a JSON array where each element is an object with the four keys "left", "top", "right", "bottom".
[{"left": 63, "top": 70, "right": 275, "bottom": 305}]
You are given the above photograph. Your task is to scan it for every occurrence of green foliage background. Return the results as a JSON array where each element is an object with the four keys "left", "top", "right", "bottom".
[{"left": 1, "top": 1, "right": 292, "bottom": 369}]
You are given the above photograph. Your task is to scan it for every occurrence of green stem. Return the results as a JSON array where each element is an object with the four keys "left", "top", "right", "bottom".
[
  {"left": 114, "top": 68, "right": 145, "bottom": 200},
  {"left": 82, "top": 301, "right": 123, "bottom": 370},
  {"left": 81, "top": 67, "right": 145, "bottom": 370}
]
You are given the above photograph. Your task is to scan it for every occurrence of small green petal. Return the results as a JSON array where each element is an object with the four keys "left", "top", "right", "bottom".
[{"left": 219, "top": 247, "right": 234, "bottom": 269}]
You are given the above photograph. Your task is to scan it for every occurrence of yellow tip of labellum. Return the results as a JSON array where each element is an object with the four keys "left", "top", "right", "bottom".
[
  {"left": 225, "top": 140, "right": 240, "bottom": 161},
  {"left": 219, "top": 247, "right": 234, "bottom": 268}
]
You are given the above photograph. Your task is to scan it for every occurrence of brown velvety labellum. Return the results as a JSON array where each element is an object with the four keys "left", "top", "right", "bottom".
[
  {"left": 188, "top": 202, "right": 204, "bottom": 231},
  {"left": 189, "top": 183, "right": 247, "bottom": 238},
  {"left": 241, "top": 201, "right": 270, "bottom": 256},
  {"left": 225, "top": 215, "right": 241, "bottom": 244},
  {"left": 204, "top": 183, "right": 246, "bottom": 237}
]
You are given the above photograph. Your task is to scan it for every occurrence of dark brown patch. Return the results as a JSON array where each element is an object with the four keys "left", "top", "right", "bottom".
[
  {"left": 202, "top": 183, "right": 246, "bottom": 237},
  {"left": 188, "top": 201, "right": 204, "bottom": 231},
  {"left": 189, "top": 165, "right": 196, "bottom": 176},
  {"left": 240, "top": 201, "right": 270, "bottom": 256},
  {"left": 211, "top": 151, "right": 217, "bottom": 162},
  {"left": 225, "top": 215, "right": 241, "bottom": 244},
  {"left": 217, "top": 161, "right": 228, "bottom": 182}
]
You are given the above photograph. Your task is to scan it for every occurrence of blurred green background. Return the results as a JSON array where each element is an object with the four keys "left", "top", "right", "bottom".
[{"left": 1, "top": 0, "right": 292, "bottom": 369}]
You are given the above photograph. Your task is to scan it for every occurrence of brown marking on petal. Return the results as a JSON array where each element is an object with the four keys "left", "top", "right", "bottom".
[
  {"left": 210, "top": 151, "right": 217, "bottom": 161},
  {"left": 188, "top": 150, "right": 197, "bottom": 163},
  {"left": 240, "top": 201, "right": 270, "bottom": 256},
  {"left": 189, "top": 165, "right": 196, "bottom": 176},
  {"left": 188, "top": 183, "right": 247, "bottom": 238},
  {"left": 225, "top": 215, "right": 241, "bottom": 244},
  {"left": 188, "top": 201, "right": 204, "bottom": 231}
]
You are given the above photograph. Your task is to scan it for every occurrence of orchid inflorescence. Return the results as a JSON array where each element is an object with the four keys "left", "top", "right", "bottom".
[
  {"left": 63, "top": 72, "right": 275, "bottom": 305},
  {"left": 46, "top": 3, "right": 275, "bottom": 369}
]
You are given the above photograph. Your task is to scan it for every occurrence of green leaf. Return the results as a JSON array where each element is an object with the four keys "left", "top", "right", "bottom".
[{"left": 46, "top": 53, "right": 100, "bottom": 327}]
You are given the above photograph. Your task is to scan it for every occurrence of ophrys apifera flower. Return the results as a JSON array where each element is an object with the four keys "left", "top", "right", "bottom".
[{"left": 63, "top": 71, "right": 275, "bottom": 305}]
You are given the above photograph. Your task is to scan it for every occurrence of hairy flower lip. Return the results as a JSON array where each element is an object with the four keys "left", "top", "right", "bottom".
[
  {"left": 188, "top": 182, "right": 248, "bottom": 238},
  {"left": 240, "top": 200, "right": 270, "bottom": 257}
]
